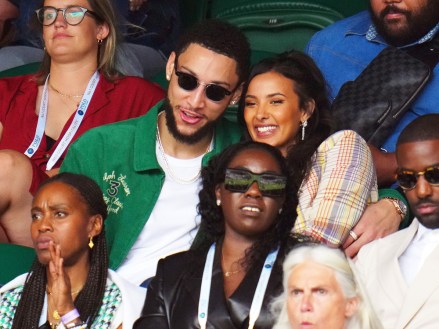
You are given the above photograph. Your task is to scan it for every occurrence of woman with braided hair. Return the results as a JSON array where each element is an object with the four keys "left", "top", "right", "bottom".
[{"left": 0, "top": 172, "right": 145, "bottom": 329}]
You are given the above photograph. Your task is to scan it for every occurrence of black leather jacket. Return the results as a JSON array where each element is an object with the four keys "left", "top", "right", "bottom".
[{"left": 133, "top": 247, "right": 284, "bottom": 329}]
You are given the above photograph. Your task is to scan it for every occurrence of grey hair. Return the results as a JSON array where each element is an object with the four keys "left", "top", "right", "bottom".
[{"left": 271, "top": 244, "right": 383, "bottom": 329}]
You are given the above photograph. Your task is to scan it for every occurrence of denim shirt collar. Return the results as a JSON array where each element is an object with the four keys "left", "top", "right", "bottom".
[{"left": 345, "top": 11, "right": 439, "bottom": 48}]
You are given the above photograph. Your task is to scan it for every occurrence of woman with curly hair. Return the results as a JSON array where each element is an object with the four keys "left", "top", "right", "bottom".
[
  {"left": 0, "top": 173, "right": 145, "bottom": 329},
  {"left": 134, "top": 141, "right": 300, "bottom": 329}
]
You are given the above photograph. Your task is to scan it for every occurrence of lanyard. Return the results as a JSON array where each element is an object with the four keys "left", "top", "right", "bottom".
[
  {"left": 25, "top": 71, "right": 100, "bottom": 170},
  {"left": 198, "top": 243, "right": 279, "bottom": 329}
]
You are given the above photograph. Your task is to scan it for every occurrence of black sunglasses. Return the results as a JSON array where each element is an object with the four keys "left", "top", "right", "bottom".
[
  {"left": 174, "top": 68, "right": 233, "bottom": 102},
  {"left": 224, "top": 168, "right": 287, "bottom": 197},
  {"left": 396, "top": 165, "right": 439, "bottom": 190},
  {"left": 35, "top": 6, "right": 99, "bottom": 26}
]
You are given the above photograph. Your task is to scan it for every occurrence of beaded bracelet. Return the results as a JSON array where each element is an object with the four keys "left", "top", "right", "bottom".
[{"left": 61, "top": 308, "right": 80, "bottom": 325}]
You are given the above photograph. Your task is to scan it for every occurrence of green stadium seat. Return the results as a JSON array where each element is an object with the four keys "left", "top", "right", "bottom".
[
  {"left": 0, "top": 244, "right": 35, "bottom": 285},
  {"left": 0, "top": 61, "right": 41, "bottom": 78},
  {"left": 209, "top": 0, "right": 368, "bottom": 52}
]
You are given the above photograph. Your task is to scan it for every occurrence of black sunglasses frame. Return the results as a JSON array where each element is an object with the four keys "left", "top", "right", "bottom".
[
  {"left": 224, "top": 168, "right": 287, "bottom": 197},
  {"left": 35, "top": 6, "right": 99, "bottom": 26},
  {"left": 396, "top": 165, "right": 439, "bottom": 190},
  {"left": 173, "top": 62, "right": 233, "bottom": 102}
]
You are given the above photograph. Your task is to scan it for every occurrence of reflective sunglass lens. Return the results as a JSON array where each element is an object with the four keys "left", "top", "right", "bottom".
[
  {"left": 224, "top": 169, "right": 286, "bottom": 197},
  {"left": 425, "top": 167, "right": 439, "bottom": 185},
  {"left": 397, "top": 173, "right": 417, "bottom": 189}
]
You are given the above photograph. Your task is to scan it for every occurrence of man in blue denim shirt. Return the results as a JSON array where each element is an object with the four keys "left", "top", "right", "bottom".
[
  {"left": 306, "top": 0, "right": 439, "bottom": 257},
  {"left": 306, "top": 0, "right": 439, "bottom": 186}
]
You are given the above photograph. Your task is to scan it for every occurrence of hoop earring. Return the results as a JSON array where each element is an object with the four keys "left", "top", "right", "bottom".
[
  {"left": 301, "top": 120, "right": 308, "bottom": 141},
  {"left": 88, "top": 236, "right": 94, "bottom": 249}
]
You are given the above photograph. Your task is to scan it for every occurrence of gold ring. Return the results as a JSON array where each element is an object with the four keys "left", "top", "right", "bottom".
[{"left": 349, "top": 230, "right": 359, "bottom": 241}]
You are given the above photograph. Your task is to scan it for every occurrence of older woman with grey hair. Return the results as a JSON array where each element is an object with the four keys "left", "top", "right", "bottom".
[{"left": 272, "top": 244, "right": 382, "bottom": 329}]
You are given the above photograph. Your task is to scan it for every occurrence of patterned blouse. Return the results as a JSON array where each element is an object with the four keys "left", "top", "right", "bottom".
[
  {"left": 0, "top": 280, "right": 122, "bottom": 329},
  {"left": 293, "top": 130, "right": 378, "bottom": 246}
]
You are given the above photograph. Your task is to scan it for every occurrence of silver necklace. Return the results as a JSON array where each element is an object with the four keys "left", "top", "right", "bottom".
[{"left": 156, "top": 112, "right": 213, "bottom": 185}]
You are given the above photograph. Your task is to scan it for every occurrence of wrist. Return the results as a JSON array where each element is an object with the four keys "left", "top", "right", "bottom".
[
  {"left": 61, "top": 308, "right": 85, "bottom": 329},
  {"left": 382, "top": 197, "right": 407, "bottom": 222}
]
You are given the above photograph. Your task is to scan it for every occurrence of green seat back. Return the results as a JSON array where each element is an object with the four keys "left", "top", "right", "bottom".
[
  {"left": 209, "top": 1, "right": 368, "bottom": 52},
  {"left": 0, "top": 62, "right": 41, "bottom": 78},
  {"left": 0, "top": 244, "right": 35, "bottom": 285},
  {"left": 210, "top": 0, "right": 368, "bottom": 19}
]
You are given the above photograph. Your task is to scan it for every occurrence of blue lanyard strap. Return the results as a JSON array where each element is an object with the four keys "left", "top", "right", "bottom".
[{"left": 198, "top": 243, "right": 279, "bottom": 329}]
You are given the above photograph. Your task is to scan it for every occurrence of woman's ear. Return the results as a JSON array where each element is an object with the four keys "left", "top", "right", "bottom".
[
  {"left": 344, "top": 296, "right": 360, "bottom": 318},
  {"left": 214, "top": 184, "right": 222, "bottom": 205},
  {"left": 96, "top": 22, "right": 110, "bottom": 41},
  {"left": 301, "top": 99, "right": 315, "bottom": 122},
  {"left": 89, "top": 214, "right": 103, "bottom": 237}
]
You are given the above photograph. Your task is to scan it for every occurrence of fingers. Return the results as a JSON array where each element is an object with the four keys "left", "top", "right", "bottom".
[
  {"left": 342, "top": 235, "right": 354, "bottom": 250},
  {"left": 48, "top": 241, "right": 63, "bottom": 275},
  {"left": 344, "top": 233, "right": 372, "bottom": 258}
]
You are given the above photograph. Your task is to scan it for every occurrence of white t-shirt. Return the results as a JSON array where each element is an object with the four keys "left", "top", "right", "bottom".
[{"left": 116, "top": 143, "right": 203, "bottom": 285}]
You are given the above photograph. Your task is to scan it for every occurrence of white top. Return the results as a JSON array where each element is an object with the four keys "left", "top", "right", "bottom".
[
  {"left": 399, "top": 221, "right": 439, "bottom": 284},
  {"left": 116, "top": 144, "right": 203, "bottom": 284}
]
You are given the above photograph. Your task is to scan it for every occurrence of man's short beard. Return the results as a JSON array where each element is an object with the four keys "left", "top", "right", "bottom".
[
  {"left": 370, "top": 0, "right": 439, "bottom": 47},
  {"left": 162, "top": 99, "right": 219, "bottom": 145}
]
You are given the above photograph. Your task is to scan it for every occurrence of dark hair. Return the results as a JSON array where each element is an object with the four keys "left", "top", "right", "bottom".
[
  {"left": 35, "top": 0, "right": 120, "bottom": 84},
  {"left": 397, "top": 114, "right": 439, "bottom": 146},
  {"left": 12, "top": 173, "right": 108, "bottom": 329},
  {"left": 238, "top": 50, "right": 333, "bottom": 194},
  {"left": 174, "top": 19, "right": 251, "bottom": 85},
  {"left": 195, "top": 141, "right": 298, "bottom": 268}
]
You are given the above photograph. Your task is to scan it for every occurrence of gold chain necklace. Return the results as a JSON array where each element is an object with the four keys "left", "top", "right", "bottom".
[
  {"left": 221, "top": 253, "right": 242, "bottom": 278},
  {"left": 156, "top": 112, "right": 213, "bottom": 185},
  {"left": 46, "top": 286, "right": 81, "bottom": 327},
  {"left": 49, "top": 80, "right": 84, "bottom": 99}
]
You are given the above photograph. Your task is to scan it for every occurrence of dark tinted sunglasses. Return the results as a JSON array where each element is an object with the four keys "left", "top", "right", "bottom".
[
  {"left": 396, "top": 165, "right": 439, "bottom": 190},
  {"left": 224, "top": 168, "right": 287, "bottom": 197},
  {"left": 174, "top": 69, "right": 232, "bottom": 102}
]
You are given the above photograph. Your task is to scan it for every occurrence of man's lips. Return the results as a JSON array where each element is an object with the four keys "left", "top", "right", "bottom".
[
  {"left": 179, "top": 108, "right": 203, "bottom": 125},
  {"left": 415, "top": 203, "right": 439, "bottom": 216},
  {"left": 380, "top": 6, "right": 408, "bottom": 20}
]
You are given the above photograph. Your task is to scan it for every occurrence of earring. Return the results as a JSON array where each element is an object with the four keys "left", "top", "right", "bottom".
[
  {"left": 88, "top": 236, "right": 94, "bottom": 249},
  {"left": 216, "top": 199, "right": 221, "bottom": 206},
  {"left": 278, "top": 208, "right": 283, "bottom": 214},
  {"left": 166, "top": 74, "right": 170, "bottom": 80},
  {"left": 97, "top": 39, "right": 103, "bottom": 45},
  {"left": 230, "top": 99, "right": 237, "bottom": 105},
  {"left": 301, "top": 120, "right": 308, "bottom": 141}
]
